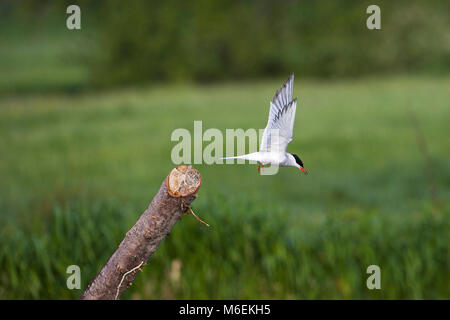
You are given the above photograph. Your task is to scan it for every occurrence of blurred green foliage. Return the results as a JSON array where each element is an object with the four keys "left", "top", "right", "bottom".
[
  {"left": 89, "top": 0, "right": 450, "bottom": 85},
  {"left": 0, "top": 0, "right": 449, "bottom": 300},
  {"left": 1, "top": 198, "right": 448, "bottom": 299},
  {"left": 1, "top": 0, "right": 449, "bottom": 89},
  {"left": 0, "top": 76, "right": 449, "bottom": 299}
]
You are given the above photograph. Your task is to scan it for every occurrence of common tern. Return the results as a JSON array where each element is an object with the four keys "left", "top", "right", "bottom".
[{"left": 223, "top": 74, "right": 307, "bottom": 174}]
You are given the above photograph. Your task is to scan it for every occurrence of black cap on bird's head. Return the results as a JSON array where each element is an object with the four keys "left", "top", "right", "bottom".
[{"left": 292, "top": 154, "right": 308, "bottom": 175}]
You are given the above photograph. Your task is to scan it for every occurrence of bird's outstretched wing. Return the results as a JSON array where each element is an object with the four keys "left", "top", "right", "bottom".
[{"left": 260, "top": 74, "right": 297, "bottom": 153}]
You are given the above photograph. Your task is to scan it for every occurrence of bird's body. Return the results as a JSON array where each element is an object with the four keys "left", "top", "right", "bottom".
[
  {"left": 223, "top": 74, "right": 308, "bottom": 174},
  {"left": 225, "top": 151, "right": 292, "bottom": 167}
]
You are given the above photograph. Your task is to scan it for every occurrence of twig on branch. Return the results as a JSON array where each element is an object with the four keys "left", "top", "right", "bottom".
[
  {"left": 183, "top": 201, "right": 210, "bottom": 227},
  {"left": 80, "top": 165, "right": 202, "bottom": 300},
  {"left": 115, "top": 261, "right": 144, "bottom": 300}
]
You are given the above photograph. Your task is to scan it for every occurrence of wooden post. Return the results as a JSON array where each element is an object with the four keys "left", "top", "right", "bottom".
[{"left": 80, "top": 165, "right": 202, "bottom": 300}]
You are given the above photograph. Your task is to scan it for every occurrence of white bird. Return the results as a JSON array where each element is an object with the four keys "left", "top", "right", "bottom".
[{"left": 222, "top": 74, "right": 307, "bottom": 174}]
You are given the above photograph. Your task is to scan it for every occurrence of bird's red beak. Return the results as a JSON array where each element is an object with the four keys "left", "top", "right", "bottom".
[{"left": 300, "top": 167, "right": 308, "bottom": 175}]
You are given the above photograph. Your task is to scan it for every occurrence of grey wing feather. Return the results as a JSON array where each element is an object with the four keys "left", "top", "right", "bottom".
[
  {"left": 270, "top": 74, "right": 294, "bottom": 120},
  {"left": 260, "top": 74, "right": 297, "bottom": 152}
]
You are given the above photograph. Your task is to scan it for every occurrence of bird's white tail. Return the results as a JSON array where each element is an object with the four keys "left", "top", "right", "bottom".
[
  {"left": 221, "top": 155, "right": 246, "bottom": 160},
  {"left": 220, "top": 152, "right": 260, "bottom": 161}
]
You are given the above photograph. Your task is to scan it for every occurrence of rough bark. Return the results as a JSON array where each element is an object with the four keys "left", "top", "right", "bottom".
[{"left": 80, "top": 165, "right": 201, "bottom": 300}]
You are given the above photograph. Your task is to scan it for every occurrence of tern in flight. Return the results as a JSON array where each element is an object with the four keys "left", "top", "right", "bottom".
[{"left": 222, "top": 74, "right": 307, "bottom": 174}]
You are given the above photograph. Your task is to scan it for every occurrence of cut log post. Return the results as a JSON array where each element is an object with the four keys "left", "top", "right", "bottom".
[{"left": 80, "top": 165, "right": 202, "bottom": 300}]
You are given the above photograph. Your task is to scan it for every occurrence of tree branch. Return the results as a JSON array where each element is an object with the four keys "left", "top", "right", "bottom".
[{"left": 80, "top": 165, "right": 202, "bottom": 300}]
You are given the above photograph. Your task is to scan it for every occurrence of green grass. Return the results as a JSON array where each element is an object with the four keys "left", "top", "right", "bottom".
[{"left": 0, "top": 76, "right": 449, "bottom": 299}]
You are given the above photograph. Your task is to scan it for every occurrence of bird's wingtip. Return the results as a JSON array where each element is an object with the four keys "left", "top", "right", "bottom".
[{"left": 284, "top": 73, "right": 294, "bottom": 86}]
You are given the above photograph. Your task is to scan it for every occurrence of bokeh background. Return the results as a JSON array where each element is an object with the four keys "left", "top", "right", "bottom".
[{"left": 0, "top": 0, "right": 449, "bottom": 299}]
